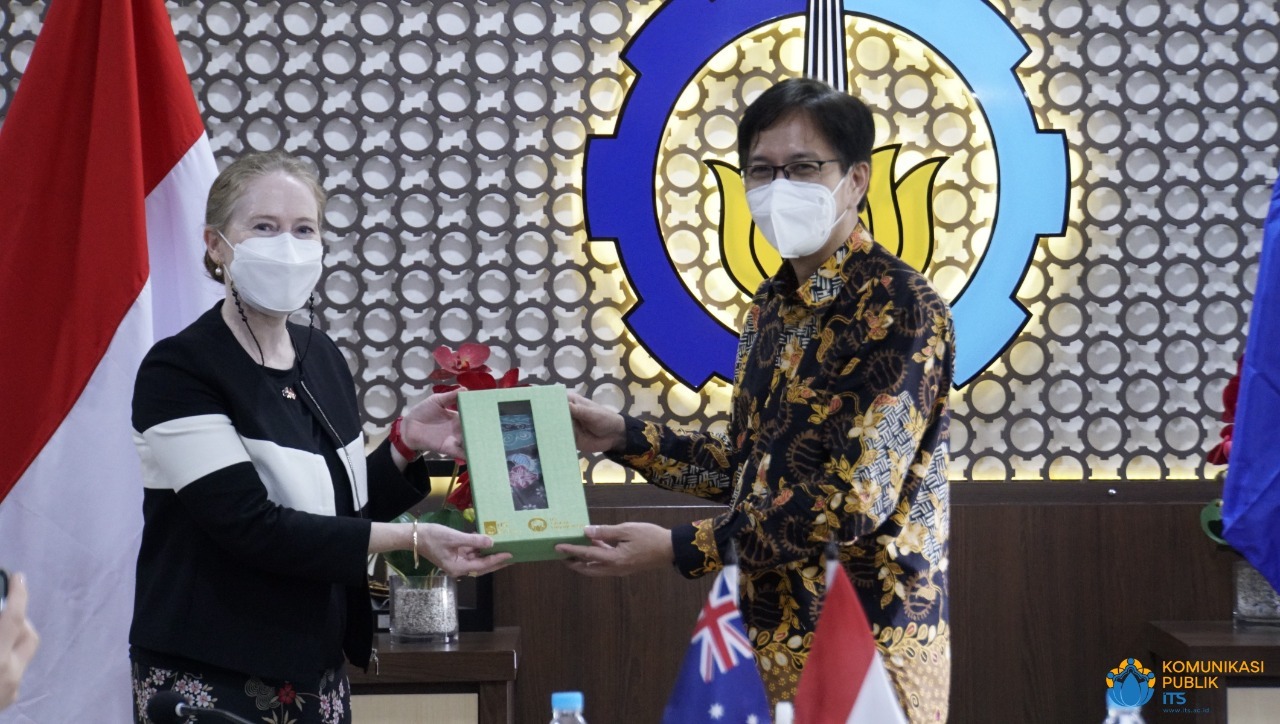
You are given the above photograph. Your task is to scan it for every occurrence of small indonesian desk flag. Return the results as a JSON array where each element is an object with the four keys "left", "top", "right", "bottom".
[
  {"left": 662, "top": 561, "right": 772, "bottom": 724},
  {"left": 0, "top": 0, "right": 219, "bottom": 719},
  {"left": 793, "top": 550, "right": 908, "bottom": 724}
]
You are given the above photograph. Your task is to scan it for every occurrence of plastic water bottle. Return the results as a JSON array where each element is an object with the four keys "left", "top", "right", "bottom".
[{"left": 550, "top": 691, "right": 587, "bottom": 724}]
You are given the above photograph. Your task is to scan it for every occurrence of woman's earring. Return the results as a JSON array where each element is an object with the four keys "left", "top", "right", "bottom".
[{"left": 214, "top": 265, "right": 223, "bottom": 277}]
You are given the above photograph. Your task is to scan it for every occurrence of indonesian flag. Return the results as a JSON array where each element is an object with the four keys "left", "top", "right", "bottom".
[
  {"left": 0, "top": 0, "right": 218, "bottom": 719},
  {"left": 792, "top": 558, "right": 909, "bottom": 724}
]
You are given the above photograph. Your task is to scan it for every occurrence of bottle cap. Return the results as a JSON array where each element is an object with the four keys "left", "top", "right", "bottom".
[{"left": 552, "top": 691, "right": 584, "bottom": 711}]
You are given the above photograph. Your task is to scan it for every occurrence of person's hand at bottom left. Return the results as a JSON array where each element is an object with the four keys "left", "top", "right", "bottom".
[{"left": 0, "top": 573, "right": 40, "bottom": 712}]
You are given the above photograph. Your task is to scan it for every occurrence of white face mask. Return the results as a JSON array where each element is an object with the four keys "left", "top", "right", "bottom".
[
  {"left": 222, "top": 231, "right": 323, "bottom": 315},
  {"left": 746, "top": 176, "right": 849, "bottom": 259}
]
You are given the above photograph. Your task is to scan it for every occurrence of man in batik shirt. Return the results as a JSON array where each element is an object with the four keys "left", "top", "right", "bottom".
[{"left": 559, "top": 77, "right": 953, "bottom": 723}]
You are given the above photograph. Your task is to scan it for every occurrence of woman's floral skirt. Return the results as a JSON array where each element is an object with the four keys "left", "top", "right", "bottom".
[{"left": 131, "top": 649, "right": 351, "bottom": 724}]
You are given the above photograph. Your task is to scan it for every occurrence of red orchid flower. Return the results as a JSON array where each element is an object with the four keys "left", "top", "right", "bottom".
[
  {"left": 457, "top": 368, "right": 522, "bottom": 390},
  {"left": 1208, "top": 354, "right": 1244, "bottom": 465},
  {"left": 446, "top": 471, "right": 473, "bottom": 511},
  {"left": 1207, "top": 429, "right": 1233, "bottom": 466},
  {"left": 429, "top": 343, "right": 491, "bottom": 380},
  {"left": 1222, "top": 355, "right": 1242, "bottom": 424}
]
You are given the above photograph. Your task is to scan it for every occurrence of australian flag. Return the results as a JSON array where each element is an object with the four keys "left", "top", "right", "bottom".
[{"left": 662, "top": 563, "right": 772, "bottom": 723}]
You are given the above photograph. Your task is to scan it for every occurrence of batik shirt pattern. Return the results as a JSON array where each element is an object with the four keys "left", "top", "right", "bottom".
[{"left": 614, "top": 226, "right": 954, "bottom": 722}]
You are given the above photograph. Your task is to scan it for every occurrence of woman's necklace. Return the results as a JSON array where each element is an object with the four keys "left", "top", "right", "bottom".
[
  {"left": 228, "top": 292, "right": 305, "bottom": 401},
  {"left": 281, "top": 327, "right": 308, "bottom": 400}
]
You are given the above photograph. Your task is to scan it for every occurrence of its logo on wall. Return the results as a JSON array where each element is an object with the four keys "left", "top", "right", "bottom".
[
  {"left": 1106, "top": 657, "right": 1156, "bottom": 709},
  {"left": 585, "top": 0, "right": 1068, "bottom": 389}
]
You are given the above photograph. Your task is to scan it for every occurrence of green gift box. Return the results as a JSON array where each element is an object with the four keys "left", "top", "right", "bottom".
[{"left": 457, "top": 384, "right": 590, "bottom": 562}]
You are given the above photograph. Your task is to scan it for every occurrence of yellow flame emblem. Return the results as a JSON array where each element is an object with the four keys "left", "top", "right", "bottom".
[{"left": 708, "top": 144, "right": 947, "bottom": 296}]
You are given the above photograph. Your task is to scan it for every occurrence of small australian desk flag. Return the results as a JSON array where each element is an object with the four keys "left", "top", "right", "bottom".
[{"left": 662, "top": 561, "right": 772, "bottom": 723}]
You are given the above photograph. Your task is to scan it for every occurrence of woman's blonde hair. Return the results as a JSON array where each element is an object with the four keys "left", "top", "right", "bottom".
[{"left": 203, "top": 150, "right": 327, "bottom": 282}]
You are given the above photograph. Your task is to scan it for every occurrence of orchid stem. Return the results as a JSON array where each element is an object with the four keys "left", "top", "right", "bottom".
[{"left": 443, "top": 460, "right": 462, "bottom": 499}]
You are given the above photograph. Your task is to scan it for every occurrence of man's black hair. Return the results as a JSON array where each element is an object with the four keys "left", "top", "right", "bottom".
[{"left": 737, "top": 77, "right": 875, "bottom": 172}]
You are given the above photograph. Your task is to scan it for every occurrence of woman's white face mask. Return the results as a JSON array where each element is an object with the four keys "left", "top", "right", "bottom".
[
  {"left": 745, "top": 175, "right": 849, "bottom": 259},
  {"left": 221, "top": 231, "right": 323, "bottom": 315}
]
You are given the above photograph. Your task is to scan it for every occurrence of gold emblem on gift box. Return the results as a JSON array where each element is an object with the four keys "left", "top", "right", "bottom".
[
  {"left": 528, "top": 518, "right": 548, "bottom": 532},
  {"left": 484, "top": 521, "right": 498, "bottom": 535}
]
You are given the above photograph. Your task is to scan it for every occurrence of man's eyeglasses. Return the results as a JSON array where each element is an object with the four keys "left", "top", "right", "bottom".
[{"left": 740, "top": 159, "right": 842, "bottom": 186}]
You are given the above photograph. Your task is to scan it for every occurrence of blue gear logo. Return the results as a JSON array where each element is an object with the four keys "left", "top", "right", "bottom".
[
  {"left": 584, "top": 0, "right": 1068, "bottom": 389},
  {"left": 1106, "top": 657, "right": 1156, "bottom": 708}
]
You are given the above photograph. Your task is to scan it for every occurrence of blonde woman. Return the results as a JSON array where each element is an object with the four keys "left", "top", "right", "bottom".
[{"left": 129, "top": 151, "right": 509, "bottom": 723}]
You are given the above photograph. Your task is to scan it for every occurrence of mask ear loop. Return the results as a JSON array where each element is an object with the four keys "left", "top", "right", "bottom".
[
  {"left": 843, "top": 162, "right": 871, "bottom": 215},
  {"left": 297, "top": 242, "right": 326, "bottom": 377},
  {"left": 291, "top": 239, "right": 324, "bottom": 383},
  {"left": 219, "top": 230, "right": 269, "bottom": 367},
  {"left": 821, "top": 174, "right": 852, "bottom": 239},
  {"left": 292, "top": 292, "right": 316, "bottom": 380},
  {"left": 229, "top": 284, "right": 268, "bottom": 367},
  {"left": 836, "top": 167, "right": 872, "bottom": 235}
]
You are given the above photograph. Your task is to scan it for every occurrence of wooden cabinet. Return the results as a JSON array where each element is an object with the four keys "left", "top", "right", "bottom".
[
  {"left": 1145, "top": 620, "right": 1280, "bottom": 724},
  {"left": 348, "top": 627, "right": 520, "bottom": 724}
]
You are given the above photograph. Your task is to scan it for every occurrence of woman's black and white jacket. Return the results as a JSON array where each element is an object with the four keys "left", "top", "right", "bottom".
[{"left": 129, "top": 301, "right": 428, "bottom": 682}]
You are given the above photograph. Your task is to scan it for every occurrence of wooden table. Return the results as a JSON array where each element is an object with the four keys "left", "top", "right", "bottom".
[
  {"left": 349, "top": 627, "right": 520, "bottom": 724},
  {"left": 1145, "top": 621, "right": 1280, "bottom": 723}
]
